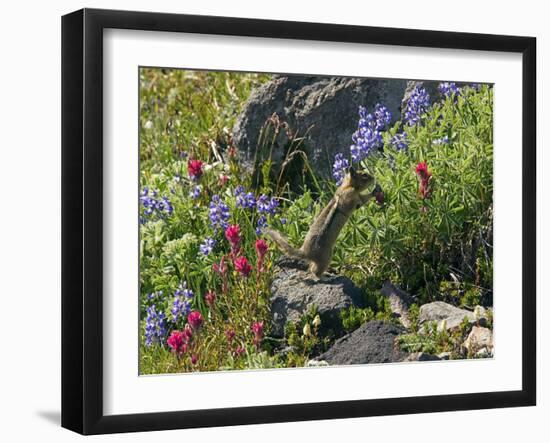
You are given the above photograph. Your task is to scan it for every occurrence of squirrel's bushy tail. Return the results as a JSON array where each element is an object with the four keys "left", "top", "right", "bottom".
[{"left": 264, "top": 228, "right": 307, "bottom": 260}]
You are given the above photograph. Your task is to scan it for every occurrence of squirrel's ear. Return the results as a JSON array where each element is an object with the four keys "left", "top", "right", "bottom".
[{"left": 347, "top": 166, "right": 356, "bottom": 177}]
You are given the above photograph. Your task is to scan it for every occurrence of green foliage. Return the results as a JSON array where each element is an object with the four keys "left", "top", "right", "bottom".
[
  {"left": 336, "top": 86, "right": 493, "bottom": 302},
  {"left": 340, "top": 306, "right": 375, "bottom": 333},
  {"left": 408, "top": 303, "right": 420, "bottom": 333},
  {"left": 280, "top": 307, "right": 329, "bottom": 366},
  {"left": 397, "top": 315, "right": 474, "bottom": 359},
  {"left": 140, "top": 68, "right": 270, "bottom": 168}
]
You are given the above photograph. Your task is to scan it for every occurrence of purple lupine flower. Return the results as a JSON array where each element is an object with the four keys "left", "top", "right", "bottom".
[
  {"left": 373, "top": 104, "right": 392, "bottom": 130},
  {"left": 390, "top": 132, "right": 409, "bottom": 151},
  {"left": 140, "top": 187, "right": 174, "bottom": 221},
  {"left": 404, "top": 86, "right": 431, "bottom": 126},
  {"left": 189, "top": 185, "right": 201, "bottom": 200},
  {"left": 161, "top": 196, "right": 173, "bottom": 215},
  {"left": 257, "top": 195, "right": 278, "bottom": 216},
  {"left": 433, "top": 135, "right": 450, "bottom": 146},
  {"left": 144, "top": 305, "right": 168, "bottom": 346},
  {"left": 147, "top": 290, "right": 164, "bottom": 302},
  {"left": 208, "top": 195, "right": 230, "bottom": 230},
  {"left": 171, "top": 282, "right": 194, "bottom": 323},
  {"left": 349, "top": 104, "right": 389, "bottom": 162},
  {"left": 438, "top": 82, "right": 461, "bottom": 99},
  {"left": 256, "top": 215, "right": 268, "bottom": 235},
  {"left": 332, "top": 153, "right": 350, "bottom": 185},
  {"left": 199, "top": 237, "right": 216, "bottom": 256},
  {"left": 235, "top": 186, "right": 257, "bottom": 209}
]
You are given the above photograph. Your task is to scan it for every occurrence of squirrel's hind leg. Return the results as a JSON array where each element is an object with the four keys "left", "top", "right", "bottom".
[{"left": 309, "top": 261, "right": 328, "bottom": 281}]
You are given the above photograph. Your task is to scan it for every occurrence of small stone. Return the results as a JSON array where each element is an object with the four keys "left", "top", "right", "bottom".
[
  {"left": 419, "top": 301, "right": 487, "bottom": 333},
  {"left": 463, "top": 326, "right": 493, "bottom": 354}
]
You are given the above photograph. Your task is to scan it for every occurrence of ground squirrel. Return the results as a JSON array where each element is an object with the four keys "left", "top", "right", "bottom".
[{"left": 266, "top": 167, "right": 381, "bottom": 279}]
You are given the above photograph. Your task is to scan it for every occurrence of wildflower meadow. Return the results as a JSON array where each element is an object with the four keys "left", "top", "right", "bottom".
[{"left": 139, "top": 69, "right": 493, "bottom": 374}]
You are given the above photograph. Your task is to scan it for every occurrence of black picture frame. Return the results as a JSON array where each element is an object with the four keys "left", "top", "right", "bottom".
[{"left": 61, "top": 8, "right": 537, "bottom": 435}]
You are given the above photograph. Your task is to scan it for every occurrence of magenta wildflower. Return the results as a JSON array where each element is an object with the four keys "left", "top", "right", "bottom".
[
  {"left": 187, "top": 159, "right": 204, "bottom": 180},
  {"left": 205, "top": 290, "right": 216, "bottom": 307},
  {"left": 234, "top": 346, "right": 245, "bottom": 357},
  {"left": 415, "top": 162, "right": 432, "bottom": 199},
  {"left": 255, "top": 239, "right": 269, "bottom": 272},
  {"left": 255, "top": 239, "right": 268, "bottom": 259},
  {"left": 225, "top": 224, "right": 241, "bottom": 250},
  {"left": 219, "top": 174, "right": 229, "bottom": 186},
  {"left": 225, "top": 328, "right": 236, "bottom": 344},
  {"left": 187, "top": 310, "right": 204, "bottom": 331},
  {"left": 167, "top": 330, "right": 187, "bottom": 355},
  {"left": 234, "top": 256, "right": 252, "bottom": 278},
  {"left": 251, "top": 321, "right": 264, "bottom": 347}
]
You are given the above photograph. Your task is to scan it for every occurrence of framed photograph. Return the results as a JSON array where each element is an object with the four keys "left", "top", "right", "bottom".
[{"left": 62, "top": 8, "right": 536, "bottom": 435}]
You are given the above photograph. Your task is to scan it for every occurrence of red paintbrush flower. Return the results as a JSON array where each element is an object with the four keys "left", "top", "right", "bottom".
[
  {"left": 182, "top": 324, "right": 193, "bottom": 342},
  {"left": 234, "top": 346, "right": 245, "bottom": 357},
  {"left": 415, "top": 162, "right": 432, "bottom": 200},
  {"left": 251, "top": 321, "right": 264, "bottom": 347},
  {"left": 234, "top": 256, "right": 252, "bottom": 278},
  {"left": 255, "top": 238, "right": 269, "bottom": 272},
  {"left": 219, "top": 174, "right": 229, "bottom": 186},
  {"left": 255, "top": 239, "right": 268, "bottom": 259},
  {"left": 251, "top": 321, "right": 264, "bottom": 338},
  {"left": 187, "top": 159, "right": 204, "bottom": 180},
  {"left": 225, "top": 327, "right": 236, "bottom": 344},
  {"left": 167, "top": 330, "right": 187, "bottom": 355},
  {"left": 205, "top": 290, "right": 216, "bottom": 307},
  {"left": 187, "top": 310, "right": 204, "bottom": 331},
  {"left": 225, "top": 224, "right": 241, "bottom": 248},
  {"left": 212, "top": 256, "right": 227, "bottom": 276},
  {"left": 415, "top": 161, "right": 431, "bottom": 179}
]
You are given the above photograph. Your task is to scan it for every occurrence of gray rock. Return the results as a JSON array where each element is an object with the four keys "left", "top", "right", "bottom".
[
  {"left": 437, "top": 352, "right": 451, "bottom": 360},
  {"left": 404, "top": 352, "right": 442, "bottom": 362},
  {"left": 270, "top": 257, "right": 364, "bottom": 337},
  {"left": 316, "top": 321, "right": 408, "bottom": 365},
  {"left": 381, "top": 281, "right": 414, "bottom": 328},
  {"left": 463, "top": 326, "right": 494, "bottom": 355},
  {"left": 233, "top": 75, "right": 408, "bottom": 179},
  {"left": 419, "top": 301, "right": 487, "bottom": 333}
]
